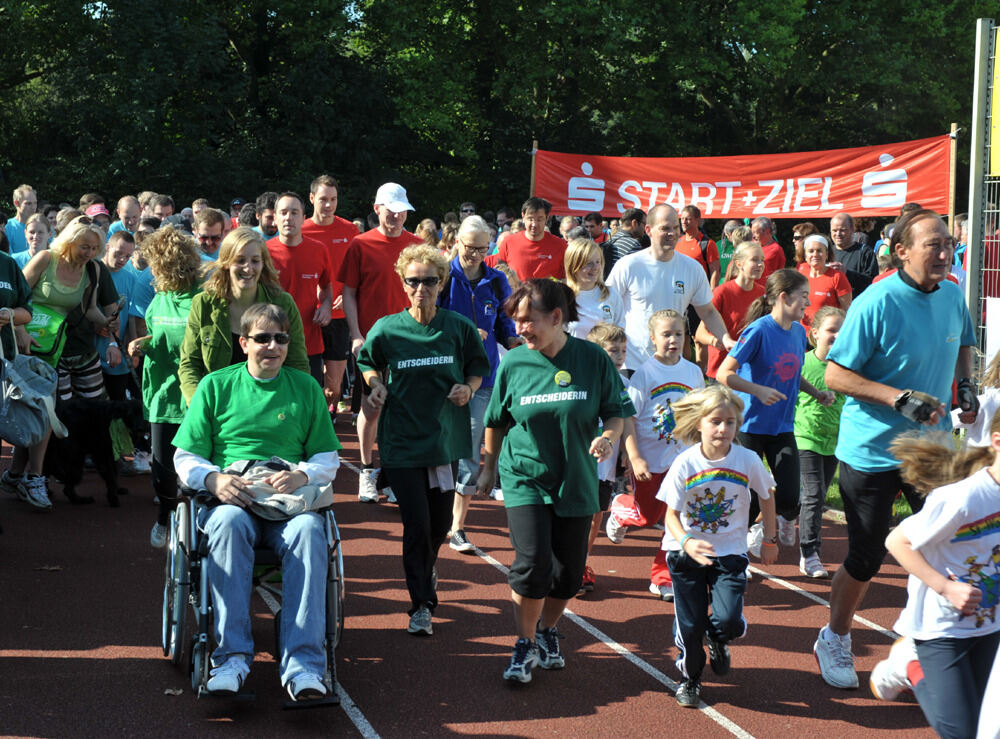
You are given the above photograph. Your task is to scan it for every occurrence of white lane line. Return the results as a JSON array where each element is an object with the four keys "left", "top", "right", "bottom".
[
  {"left": 747, "top": 566, "right": 900, "bottom": 640},
  {"left": 474, "top": 548, "right": 755, "bottom": 738},
  {"left": 255, "top": 586, "right": 379, "bottom": 738}
]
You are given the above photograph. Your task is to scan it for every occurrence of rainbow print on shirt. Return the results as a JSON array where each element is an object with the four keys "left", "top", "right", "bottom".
[
  {"left": 685, "top": 468, "right": 749, "bottom": 491},
  {"left": 683, "top": 468, "right": 746, "bottom": 534},
  {"left": 951, "top": 510, "right": 1000, "bottom": 544},
  {"left": 650, "top": 382, "right": 692, "bottom": 443},
  {"left": 650, "top": 381, "right": 691, "bottom": 400}
]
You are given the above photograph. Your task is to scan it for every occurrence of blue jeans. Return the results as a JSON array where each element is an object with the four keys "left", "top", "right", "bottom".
[
  {"left": 201, "top": 505, "right": 327, "bottom": 684},
  {"left": 456, "top": 387, "right": 491, "bottom": 495}
]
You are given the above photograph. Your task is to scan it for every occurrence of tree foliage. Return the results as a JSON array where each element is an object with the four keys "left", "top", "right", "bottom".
[{"left": 0, "top": 0, "right": 992, "bottom": 218}]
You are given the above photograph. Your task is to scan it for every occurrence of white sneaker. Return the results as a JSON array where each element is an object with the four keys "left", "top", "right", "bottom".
[
  {"left": 358, "top": 468, "right": 379, "bottom": 502},
  {"left": 132, "top": 450, "right": 152, "bottom": 474},
  {"left": 491, "top": 488, "right": 503, "bottom": 501},
  {"left": 870, "top": 636, "right": 918, "bottom": 701},
  {"left": 206, "top": 655, "right": 250, "bottom": 694},
  {"left": 649, "top": 581, "right": 674, "bottom": 602},
  {"left": 747, "top": 522, "right": 764, "bottom": 558},
  {"left": 286, "top": 671, "right": 327, "bottom": 701},
  {"left": 778, "top": 517, "right": 796, "bottom": 547},
  {"left": 150, "top": 522, "right": 168, "bottom": 549},
  {"left": 605, "top": 512, "right": 626, "bottom": 544},
  {"left": 814, "top": 627, "right": 858, "bottom": 689},
  {"left": 24, "top": 475, "right": 53, "bottom": 511},
  {"left": 799, "top": 553, "right": 829, "bottom": 578}
]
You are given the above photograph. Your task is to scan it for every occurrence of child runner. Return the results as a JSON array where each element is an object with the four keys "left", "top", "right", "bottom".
[
  {"left": 717, "top": 268, "right": 834, "bottom": 550},
  {"left": 578, "top": 322, "right": 636, "bottom": 595},
  {"left": 793, "top": 305, "right": 845, "bottom": 578},
  {"left": 657, "top": 384, "right": 778, "bottom": 707},
  {"left": 864, "top": 423, "right": 1000, "bottom": 738},
  {"left": 606, "top": 309, "right": 704, "bottom": 601}
]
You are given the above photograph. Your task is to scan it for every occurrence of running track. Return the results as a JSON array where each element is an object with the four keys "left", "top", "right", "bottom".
[{"left": 0, "top": 420, "right": 934, "bottom": 738}]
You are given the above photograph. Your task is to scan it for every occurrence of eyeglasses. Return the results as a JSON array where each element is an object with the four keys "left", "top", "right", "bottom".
[
  {"left": 246, "top": 332, "right": 290, "bottom": 345},
  {"left": 198, "top": 234, "right": 223, "bottom": 243},
  {"left": 461, "top": 208, "right": 475, "bottom": 214},
  {"left": 403, "top": 276, "right": 441, "bottom": 288},
  {"left": 792, "top": 234, "right": 804, "bottom": 241},
  {"left": 460, "top": 241, "right": 489, "bottom": 254}
]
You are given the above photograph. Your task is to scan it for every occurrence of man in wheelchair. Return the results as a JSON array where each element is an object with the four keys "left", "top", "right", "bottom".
[{"left": 172, "top": 303, "right": 341, "bottom": 702}]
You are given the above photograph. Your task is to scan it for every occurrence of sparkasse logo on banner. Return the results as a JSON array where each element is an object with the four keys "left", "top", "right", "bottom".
[{"left": 535, "top": 135, "right": 950, "bottom": 218}]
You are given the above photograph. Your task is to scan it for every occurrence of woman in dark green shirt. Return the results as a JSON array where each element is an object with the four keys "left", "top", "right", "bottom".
[
  {"left": 358, "top": 244, "right": 489, "bottom": 637},
  {"left": 477, "top": 279, "right": 628, "bottom": 684}
]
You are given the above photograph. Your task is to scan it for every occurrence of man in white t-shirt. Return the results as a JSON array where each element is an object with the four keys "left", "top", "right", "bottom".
[{"left": 608, "top": 204, "right": 735, "bottom": 370}]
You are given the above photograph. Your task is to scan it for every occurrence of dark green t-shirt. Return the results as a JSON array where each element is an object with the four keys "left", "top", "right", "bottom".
[
  {"left": 485, "top": 336, "right": 629, "bottom": 517},
  {"left": 0, "top": 253, "right": 32, "bottom": 359},
  {"left": 173, "top": 363, "right": 341, "bottom": 469},
  {"left": 358, "top": 308, "right": 490, "bottom": 468}
]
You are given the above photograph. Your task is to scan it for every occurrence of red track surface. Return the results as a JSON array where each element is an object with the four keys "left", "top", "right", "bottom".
[{"left": 0, "top": 421, "right": 934, "bottom": 738}]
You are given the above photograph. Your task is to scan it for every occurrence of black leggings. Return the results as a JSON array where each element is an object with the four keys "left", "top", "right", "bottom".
[
  {"left": 739, "top": 431, "right": 800, "bottom": 521},
  {"left": 506, "top": 504, "right": 592, "bottom": 600},
  {"left": 383, "top": 466, "right": 456, "bottom": 615},
  {"left": 151, "top": 422, "right": 180, "bottom": 526}
]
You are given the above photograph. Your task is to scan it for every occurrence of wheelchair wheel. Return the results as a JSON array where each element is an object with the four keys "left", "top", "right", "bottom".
[
  {"left": 326, "top": 513, "right": 345, "bottom": 648},
  {"left": 162, "top": 502, "right": 191, "bottom": 664},
  {"left": 190, "top": 636, "right": 210, "bottom": 692}
]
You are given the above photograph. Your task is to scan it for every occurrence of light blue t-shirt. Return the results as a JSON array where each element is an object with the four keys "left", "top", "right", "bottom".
[
  {"left": 829, "top": 273, "right": 976, "bottom": 472},
  {"left": 106, "top": 221, "right": 130, "bottom": 242},
  {"left": 12, "top": 250, "right": 33, "bottom": 270},
  {"left": 98, "top": 266, "right": 139, "bottom": 375},
  {"left": 728, "top": 314, "right": 807, "bottom": 435},
  {"left": 4, "top": 218, "right": 28, "bottom": 254},
  {"left": 123, "top": 260, "right": 156, "bottom": 318}
]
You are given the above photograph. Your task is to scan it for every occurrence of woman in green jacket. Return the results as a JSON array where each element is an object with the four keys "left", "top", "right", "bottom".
[{"left": 178, "top": 227, "right": 308, "bottom": 404}]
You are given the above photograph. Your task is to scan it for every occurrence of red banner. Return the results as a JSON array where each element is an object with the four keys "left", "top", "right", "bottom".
[{"left": 534, "top": 136, "right": 950, "bottom": 219}]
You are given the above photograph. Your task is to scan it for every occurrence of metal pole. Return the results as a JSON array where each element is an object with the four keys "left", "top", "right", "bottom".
[
  {"left": 966, "top": 18, "right": 993, "bottom": 324},
  {"left": 529, "top": 139, "right": 538, "bottom": 197},
  {"left": 949, "top": 122, "right": 958, "bottom": 230}
]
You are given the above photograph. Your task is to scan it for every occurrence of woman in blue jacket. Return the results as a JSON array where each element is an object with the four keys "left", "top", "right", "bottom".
[{"left": 438, "top": 215, "right": 520, "bottom": 552}]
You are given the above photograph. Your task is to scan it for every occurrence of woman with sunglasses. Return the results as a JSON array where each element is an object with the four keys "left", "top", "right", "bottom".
[
  {"left": 437, "top": 215, "right": 519, "bottom": 554},
  {"left": 358, "top": 243, "right": 489, "bottom": 636},
  {"left": 125, "top": 226, "right": 203, "bottom": 548},
  {"left": 179, "top": 227, "right": 308, "bottom": 404}
]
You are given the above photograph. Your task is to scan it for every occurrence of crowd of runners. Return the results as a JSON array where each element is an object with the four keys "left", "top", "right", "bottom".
[{"left": 1, "top": 180, "right": 998, "bottom": 735}]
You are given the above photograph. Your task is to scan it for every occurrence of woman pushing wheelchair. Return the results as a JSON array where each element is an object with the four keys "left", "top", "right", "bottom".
[{"left": 172, "top": 302, "right": 341, "bottom": 702}]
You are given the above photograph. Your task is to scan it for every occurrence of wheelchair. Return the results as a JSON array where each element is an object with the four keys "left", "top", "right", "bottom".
[{"left": 161, "top": 491, "right": 345, "bottom": 709}]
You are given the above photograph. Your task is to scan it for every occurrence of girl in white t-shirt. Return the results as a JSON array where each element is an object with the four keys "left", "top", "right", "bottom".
[
  {"left": 871, "top": 423, "right": 1000, "bottom": 738},
  {"left": 656, "top": 384, "right": 778, "bottom": 708},
  {"left": 952, "top": 349, "right": 1000, "bottom": 448},
  {"left": 564, "top": 238, "right": 624, "bottom": 340}
]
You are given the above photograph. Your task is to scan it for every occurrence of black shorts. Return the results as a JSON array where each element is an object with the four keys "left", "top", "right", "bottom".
[
  {"left": 685, "top": 304, "right": 701, "bottom": 337},
  {"left": 598, "top": 479, "right": 614, "bottom": 511},
  {"left": 321, "top": 318, "right": 350, "bottom": 361}
]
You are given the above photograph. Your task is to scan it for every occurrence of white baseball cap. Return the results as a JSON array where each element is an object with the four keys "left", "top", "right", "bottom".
[{"left": 374, "top": 182, "right": 414, "bottom": 213}]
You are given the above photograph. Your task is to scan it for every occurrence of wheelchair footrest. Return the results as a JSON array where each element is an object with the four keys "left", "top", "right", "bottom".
[
  {"left": 197, "top": 685, "right": 256, "bottom": 702},
  {"left": 282, "top": 687, "right": 341, "bottom": 711}
]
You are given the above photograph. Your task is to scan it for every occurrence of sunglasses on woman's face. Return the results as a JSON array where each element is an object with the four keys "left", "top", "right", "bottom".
[
  {"left": 403, "top": 276, "right": 441, "bottom": 288},
  {"left": 246, "top": 332, "right": 290, "bottom": 345}
]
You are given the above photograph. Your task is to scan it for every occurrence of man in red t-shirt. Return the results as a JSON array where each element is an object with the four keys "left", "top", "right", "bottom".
[
  {"left": 339, "top": 182, "right": 423, "bottom": 503},
  {"left": 266, "top": 192, "right": 333, "bottom": 387},
  {"left": 487, "top": 197, "right": 566, "bottom": 280},
  {"left": 584, "top": 211, "right": 608, "bottom": 244},
  {"left": 302, "top": 174, "right": 359, "bottom": 409},
  {"left": 677, "top": 204, "right": 722, "bottom": 372},
  {"left": 752, "top": 216, "right": 787, "bottom": 282}
]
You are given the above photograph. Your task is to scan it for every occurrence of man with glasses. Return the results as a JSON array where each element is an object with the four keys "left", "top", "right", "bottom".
[
  {"left": 266, "top": 192, "right": 333, "bottom": 387},
  {"left": 194, "top": 208, "right": 226, "bottom": 261},
  {"left": 302, "top": 174, "right": 359, "bottom": 414},
  {"left": 339, "top": 182, "right": 423, "bottom": 503},
  {"left": 459, "top": 202, "right": 476, "bottom": 221},
  {"left": 489, "top": 196, "right": 567, "bottom": 281},
  {"left": 830, "top": 212, "right": 878, "bottom": 297}
]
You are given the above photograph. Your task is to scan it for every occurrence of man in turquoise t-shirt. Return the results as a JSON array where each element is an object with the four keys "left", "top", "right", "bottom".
[
  {"left": 172, "top": 303, "right": 342, "bottom": 703},
  {"left": 814, "top": 210, "right": 978, "bottom": 693}
]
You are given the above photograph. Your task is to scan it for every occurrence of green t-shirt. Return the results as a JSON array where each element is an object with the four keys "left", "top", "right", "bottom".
[
  {"left": 794, "top": 350, "right": 845, "bottom": 456},
  {"left": 143, "top": 287, "right": 199, "bottom": 423},
  {"left": 358, "top": 308, "right": 490, "bottom": 467},
  {"left": 485, "top": 336, "right": 629, "bottom": 517},
  {"left": 718, "top": 237, "right": 735, "bottom": 281},
  {"left": 173, "top": 363, "right": 341, "bottom": 469},
  {"left": 0, "top": 253, "right": 32, "bottom": 359}
]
